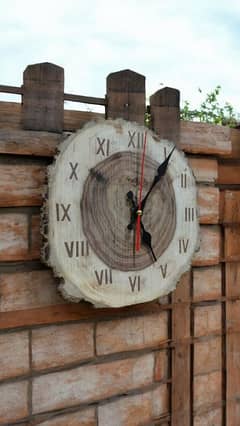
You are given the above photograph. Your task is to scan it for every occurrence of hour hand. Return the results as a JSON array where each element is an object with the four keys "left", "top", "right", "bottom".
[
  {"left": 140, "top": 221, "right": 157, "bottom": 262},
  {"left": 126, "top": 191, "right": 137, "bottom": 230}
]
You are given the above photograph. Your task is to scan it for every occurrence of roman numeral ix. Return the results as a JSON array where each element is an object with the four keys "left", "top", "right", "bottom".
[{"left": 56, "top": 203, "right": 71, "bottom": 222}]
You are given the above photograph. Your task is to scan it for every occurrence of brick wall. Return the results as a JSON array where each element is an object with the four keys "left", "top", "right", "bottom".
[{"left": 0, "top": 63, "right": 240, "bottom": 425}]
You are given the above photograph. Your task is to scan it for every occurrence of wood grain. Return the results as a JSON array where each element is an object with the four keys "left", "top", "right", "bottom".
[
  {"left": 106, "top": 69, "right": 145, "bottom": 124},
  {"left": 0, "top": 301, "right": 164, "bottom": 330},
  {"left": 197, "top": 186, "right": 219, "bottom": 224},
  {"left": 221, "top": 190, "right": 240, "bottom": 224},
  {"left": 218, "top": 162, "right": 240, "bottom": 185},
  {"left": 0, "top": 101, "right": 104, "bottom": 133},
  {"left": 180, "top": 121, "right": 231, "bottom": 155},
  {"left": 188, "top": 157, "right": 218, "bottom": 184},
  {"left": 171, "top": 272, "right": 191, "bottom": 426},
  {"left": 81, "top": 151, "right": 176, "bottom": 271},
  {"left": 0, "top": 164, "right": 45, "bottom": 206},
  {"left": 150, "top": 87, "right": 180, "bottom": 146},
  {"left": 0, "top": 102, "right": 22, "bottom": 129},
  {"left": 192, "top": 226, "right": 221, "bottom": 266},
  {"left": 0, "top": 129, "right": 63, "bottom": 156},
  {"left": 22, "top": 62, "right": 64, "bottom": 132}
]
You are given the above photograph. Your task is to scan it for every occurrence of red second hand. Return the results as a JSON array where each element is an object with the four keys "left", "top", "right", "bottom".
[{"left": 135, "top": 131, "right": 147, "bottom": 251}]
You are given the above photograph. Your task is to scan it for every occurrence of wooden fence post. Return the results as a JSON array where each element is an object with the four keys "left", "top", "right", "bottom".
[
  {"left": 106, "top": 69, "right": 145, "bottom": 124},
  {"left": 22, "top": 62, "right": 64, "bottom": 132},
  {"left": 150, "top": 87, "right": 180, "bottom": 145},
  {"left": 150, "top": 84, "right": 191, "bottom": 424},
  {"left": 171, "top": 272, "right": 191, "bottom": 426}
]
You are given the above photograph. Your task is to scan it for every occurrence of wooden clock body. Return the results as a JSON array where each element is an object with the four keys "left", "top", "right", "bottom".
[{"left": 43, "top": 119, "right": 199, "bottom": 307}]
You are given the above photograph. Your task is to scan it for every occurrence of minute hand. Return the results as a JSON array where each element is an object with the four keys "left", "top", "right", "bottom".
[{"left": 141, "top": 146, "right": 175, "bottom": 212}]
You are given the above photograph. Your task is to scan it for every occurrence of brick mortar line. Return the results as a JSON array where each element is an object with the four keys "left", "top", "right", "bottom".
[
  {"left": 0, "top": 154, "right": 51, "bottom": 165},
  {"left": 28, "top": 329, "right": 33, "bottom": 417},
  {"left": 0, "top": 348, "right": 170, "bottom": 386},
  {"left": 29, "top": 381, "right": 169, "bottom": 421},
  {"left": 0, "top": 206, "right": 40, "bottom": 214},
  {"left": 0, "top": 260, "right": 48, "bottom": 272}
]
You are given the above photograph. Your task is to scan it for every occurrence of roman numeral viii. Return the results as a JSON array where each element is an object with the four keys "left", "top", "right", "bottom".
[{"left": 64, "top": 241, "right": 89, "bottom": 257}]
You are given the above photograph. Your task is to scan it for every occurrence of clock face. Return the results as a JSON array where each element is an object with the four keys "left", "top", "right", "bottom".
[{"left": 46, "top": 119, "right": 199, "bottom": 307}]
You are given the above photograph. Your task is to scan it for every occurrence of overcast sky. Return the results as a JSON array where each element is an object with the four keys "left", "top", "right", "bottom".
[{"left": 1, "top": 0, "right": 240, "bottom": 113}]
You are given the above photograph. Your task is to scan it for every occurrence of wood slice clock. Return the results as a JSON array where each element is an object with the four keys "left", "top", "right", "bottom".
[{"left": 42, "top": 119, "right": 199, "bottom": 307}]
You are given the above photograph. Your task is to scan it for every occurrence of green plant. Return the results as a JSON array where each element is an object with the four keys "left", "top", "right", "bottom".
[{"left": 180, "top": 86, "right": 238, "bottom": 127}]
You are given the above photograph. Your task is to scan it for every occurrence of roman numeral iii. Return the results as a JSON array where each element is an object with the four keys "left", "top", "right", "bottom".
[{"left": 184, "top": 207, "right": 195, "bottom": 222}]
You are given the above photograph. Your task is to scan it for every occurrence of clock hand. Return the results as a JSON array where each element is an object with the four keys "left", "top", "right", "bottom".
[
  {"left": 140, "top": 221, "right": 157, "bottom": 262},
  {"left": 126, "top": 191, "right": 137, "bottom": 230},
  {"left": 135, "top": 131, "right": 147, "bottom": 251},
  {"left": 141, "top": 146, "right": 175, "bottom": 212}
]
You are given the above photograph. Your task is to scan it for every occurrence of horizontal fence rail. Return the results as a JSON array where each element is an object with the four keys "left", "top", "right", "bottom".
[{"left": 0, "top": 84, "right": 106, "bottom": 106}]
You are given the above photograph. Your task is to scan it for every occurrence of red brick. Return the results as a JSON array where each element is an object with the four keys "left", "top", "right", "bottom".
[
  {"left": 194, "top": 371, "right": 222, "bottom": 410},
  {"left": 180, "top": 121, "right": 230, "bottom": 156},
  {"left": 155, "top": 350, "right": 169, "bottom": 381},
  {"left": 0, "top": 213, "right": 28, "bottom": 261},
  {"left": 188, "top": 157, "right": 218, "bottom": 183},
  {"left": 226, "top": 263, "right": 240, "bottom": 298},
  {"left": 193, "top": 265, "right": 222, "bottom": 301},
  {"left": 0, "top": 331, "right": 29, "bottom": 380},
  {"left": 194, "top": 408, "right": 222, "bottom": 426},
  {"left": 192, "top": 226, "right": 221, "bottom": 266},
  {"left": 0, "top": 381, "right": 28, "bottom": 424},
  {"left": 0, "top": 164, "right": 45, "bottom": 207},
  {"left": 32, "top": 354, "right": 154, "bottom": 414},
  {"left": 32, "top": 323, "right": 94, "bottom": 370},
  {"left": 0, "top": 270, "right": 62, "bottom": 312},
  {"left": 225, "top": 226, "right": 240, "bottom": 262},
  {"left": 197, "top": 186, "right": 219, "bottom": 224},
  {"left": 98, "top": 385, "right": 168, "bottom": 426},
  {"left": 222, "top": 190, "right": 240, "bottom": 224},
  {"left": 194, "top": 337, "right": 222, "bottom": 375},
  {"left": 34, "top": 407, "right": 96, "bottom": 426},
  {"left": 96, "top": 312, "right": 168, "bottom": 355},
  {"left": 194, "top": 304, "right": 222, "bottom": 337}
]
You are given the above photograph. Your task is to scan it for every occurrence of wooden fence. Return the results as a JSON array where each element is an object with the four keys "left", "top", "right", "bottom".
[{"left": 0, "top": 62, "right": 240, "bottom": 425}]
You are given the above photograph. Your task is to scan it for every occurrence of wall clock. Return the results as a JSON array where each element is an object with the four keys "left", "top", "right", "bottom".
[{"left": 42, "top": 119, "right": 199, "bottom": 307}]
